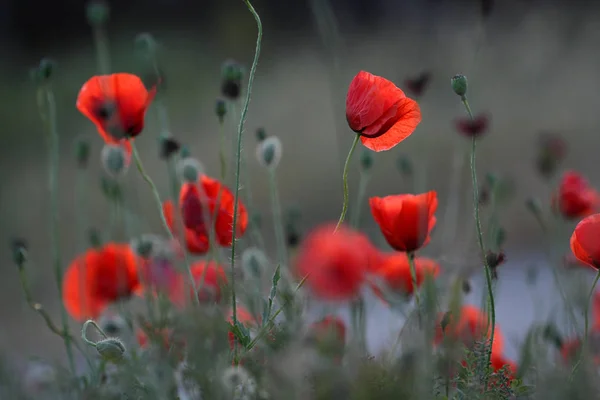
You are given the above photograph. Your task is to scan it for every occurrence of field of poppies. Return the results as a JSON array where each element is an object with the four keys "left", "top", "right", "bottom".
[{"left": 4, "top": 0, "right": 600, "bottom": 399}]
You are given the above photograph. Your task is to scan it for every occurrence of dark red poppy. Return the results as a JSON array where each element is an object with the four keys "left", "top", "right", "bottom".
[
  {"left": 346, "top": 71, "right": 422, "bottom": 152},
  {"left": 163, "top": 175, "right": 248, "bottom": 254},
  {"left": 293, "top": 223, "right": 374, "bottom": 301},
  {"left": 76, "top": 73, "right": 156, "bottom": 155},
  {"left": 403, "top": 71, "right": 432, "bottom": 98},
  {"left": 369, "top": 191, "right": 438, "bottom": 253},
  {"left": 570, "top": 213, "right": 600, "bottom": 270},
  {"left": 62, "top": 243, "right": 144, "bottom": 321},
  {"left": 553, "top": 171, "right": 600, "bottom": 219},
  {"left": 455, "top": 113, "right": 490, "bottom": 138}
]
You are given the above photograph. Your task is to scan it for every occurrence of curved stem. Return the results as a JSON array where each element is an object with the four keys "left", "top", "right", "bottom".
[
  {"left": 335, "top": 133, "right": 360, "bottom": 232},
  {"left": 269, "top": 168, "right": 288, "bottom": 267},
  {"left": 81, "top": 319, "right": 108, "bottom": 347},
  {"left": 350, "top": 170, "right": 370, "bottom": 229},
  {"left": 230, "top": 0, "right": 262, "bottom": 364},
  {"left": 462, "top": 97, "right": 495, "bottom": 388},
  {"left": 570, "top": 269, "right": 600, "bottom": 378}
]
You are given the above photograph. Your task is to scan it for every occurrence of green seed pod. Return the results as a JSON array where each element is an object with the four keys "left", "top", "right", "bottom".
[
  {"left": 451, "top": 74, "right": 468, "bottom": 97},
  {"left": 256, "top": 136, "right": 282, "bottom": 169},
  {"left": 96, "top": 338, "right": 125, "bottom": 363},
  {"left": 101, "top": 144, "right": 130, "bottom": 178},
  {"left": 86, "top": 1, "right": 110, "bottom": 27},
  {"left": 177, "top": 157, "right": 204, "bottom": 183}
]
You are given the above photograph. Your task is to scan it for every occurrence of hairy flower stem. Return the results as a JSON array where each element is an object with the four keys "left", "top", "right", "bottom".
[
  {"left": 230, "top": 0, "right": 262, "bottom": 364},
  {"left": 570, "top": 269, "right": 600, "bottom": 379},
  {"left": 407, "top": 252, "right": 422, "bottom": 325},
  {"left": 131, "top": 143, "right": 200, "bottom": 306},
  {"left": 461, "top": 96, "right": 495, "bottom": 388},
  {"left": 350, "top": 170, "right": 370, "bottom": 228},
  {"left": 335, "top": 133, "right": 360, "bottom": 232},
  {"left": 268, "top": 168, "right": 288, "bottom": 267}
]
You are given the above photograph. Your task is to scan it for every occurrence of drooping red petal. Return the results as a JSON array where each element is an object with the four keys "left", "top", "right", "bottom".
[{"left": 361, "top": 97, "right": 421, "bottom": 151}]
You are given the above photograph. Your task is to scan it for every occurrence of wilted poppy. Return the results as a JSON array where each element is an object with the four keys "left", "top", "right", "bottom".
[
  {"left": 293, "top": 223, "right": 374, "bottom": 301},
  {"left": 370, "top": 191, "right": 438, "bottom": 253},
  {"left": 168, "top": 261, "right": 228, "bottom": 306},
  {"left": 163, "top": 175, "right": 248, "bottom": 254},
  {"left": 570, "top": 213, "right": 600, "bottom": 270},
  {"left": 346, "top": 71, "right": 422, "bottom": 152},
  {"left": 76, "top": 73, "right": 156, "bottom": 155},
  {"left": 370, "top": 252, "right": 440, "bottom": 301},
  {"left": 455, "top": 113, "right": 490, "bottom": 138},
  {"left": 62, "top": 243, "right": 144, "bottom": 321},
  {"left": 553, "top": 171, "right": 600, "bottom": 219}
]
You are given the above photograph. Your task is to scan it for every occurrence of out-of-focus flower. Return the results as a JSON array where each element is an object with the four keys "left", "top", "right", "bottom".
[
  {"left": 62, "top": 243, "right": 144, "bottom": 321},
  {"left": 293, "top": 224, "right": 378, "bottom": 300},
  {"left": 455, "top": 113, "right": 490, "bottom": 138},
  {"left": 76, "top": 73, "right": 157, "bottom": 155},
  {"left": 163, "top": 175, "right": 248, "bottom": 254},
  {"left": 346, "top": 71, "right": 421, "bottom": 152},
  {"left": 553, "top": 171, "right": 600, "bottom": 219},
  {"left": 570, "top": 213, "right": 600, "bottom": 270},
  {"left": 169, "top": 261, "right": 228, "bottom": 306},
  {"left": 403, "top": 71, "right": 432, "bottom": 98},
  {"left": 536, "top": 132, "right": 567, "bottom": 179},
  {"left": 370, "top": 191, "right": 438, "bottom": 252}
]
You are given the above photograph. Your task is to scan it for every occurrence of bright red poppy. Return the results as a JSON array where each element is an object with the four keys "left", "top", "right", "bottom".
[
  {"left": 370, "top": 252, "right": 440, "bottom": 301},
  {"left": 62, "top": 243, "right": 144, "bottom": 321},
  {"left": 369, "top": 191, "right": 438, "bottom": 253},
  {"left": 434, "top": 305, "right": 504, "bottom": 356},
  {"left": 553, "top": 171, "right": 600, "bottom": 219},
  {"left": 570, "top": 213, "right": 600, "bottom": 270},
  {"left": 163, "top": 175, "right": 248, "bottom": 254},
  {"left": 293, "top": 223, "right": 374, "bottom": 301},
  {"left": 167, "top": 261, "right": 228, "bottom": 306},
  {"left": 346, "top": 71, "right": 422, "bottom": 152},
  {"left": 455, "top": 113, "right": 490, "bottom": 138},
  {"left": 76, "top": 73, "right": 156, "bottom": 155}
]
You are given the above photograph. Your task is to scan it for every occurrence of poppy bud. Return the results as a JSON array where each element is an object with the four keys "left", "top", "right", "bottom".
[
  {"left": 256, "top": 127, "right": 267, "bottom": 142},
  {"left": 242, "top": 247, "right": 269, "bottom": 279},
  {"left": 360, "top": 148, "right": 374, "bottom": 171},
  {"left": 451, "top": 74, "right": 468, "bottom": 98},
  {"left": 177, "top": 157, "right": 204, "bottom": 183},
  {"left": 11, "top": 238, "right": 27, "bottom": 266},
  {"left": 159, "top": 136, "right": 181, "bottom": 160},
  {"left": 75, "top": 137, "right": 91, "bottom": 169},
  {"left": 86, "top": 1, "right": 110, "bottom": 27},
  {"left": 215, "top": 98, "right": 227, "bottom": 123},
  {"left": 30, "top": 58, "right": 56, "bottom": 84},
  {"left": 96, "top": 337, "right": 126, "bottom": 363},
  {"left": 88, "top": 228, "right": 103, "bottom": 248},
  {"left": 256, "top": 136, "right": 282, "bottom": 169},
  {"left": 101, "top": 144, "right": 130, "bottom": 178},
  {"left": 221, "top": 60, "right": 244, "bottom": 100},
  {"left": 396, "top": 155, "right": 413, "bottom": 177}
]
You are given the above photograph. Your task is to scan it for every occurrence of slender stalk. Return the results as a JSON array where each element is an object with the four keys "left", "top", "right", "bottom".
[
  {"left": 461, "top": 96, "right": 495, "bottom": 387},
  {"left": 218, "top": 121, "right": 228, "bottom": 182},
  {"left": 92, "top": 25, "right": 111, "bottom": 75},
  {"left": 230, "top": 0, "right": 262, "bottom": 364},
  {"left": 570, "top": 269, "right": 600, "bottom": 378},
  {"left": 407, "top": 252, "right": 422, "bottom": 324},
  {"left": 268, "top": 168, "right": 288, "bottom": 267},
  {"left": 334, "top": 133, "right": 360, "bottom": 232},
  {"left": 350, "top": 170, "right": 370, "bottom": 228}
]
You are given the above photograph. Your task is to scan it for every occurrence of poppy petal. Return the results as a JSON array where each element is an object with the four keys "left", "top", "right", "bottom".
[{"left": 361, "top": 98, "right": 421, "bottom": 152}]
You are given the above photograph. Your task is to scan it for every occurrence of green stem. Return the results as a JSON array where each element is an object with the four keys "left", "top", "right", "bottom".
[
  {"left": 42, "top": 87, "right": 76, "bottom": 374},
  {"left": 81, "top": 319, "right": 108, "bottom": 348},
  {"left": 570, "top": 269, "right": 600, "bottom": 378},
  {"left": 461, "top": 96, "right": 495, "bottom": 388},
  {"left": 92, "top": 25, "right": 111, "bottom": 75},
  {"left": 131, "top": 142, "right": 199, "bottom": 305},
  {"left": 350, "top": 170, "right": 370, "bottom": 229},
  {"left": 268, "top": 168, "right": 288, "bottom": 267},
  {"left": 407, "top": 252, "right": 422, "bottom": 324},
  {"left": 335, "top": 133, "right": 360, "bottom": 232},
  {"left": 218, "top": 122, "right": 228, "bottom": 182},
  {"left": 230, "top": 0, "right": 262, "bottom": 364}
]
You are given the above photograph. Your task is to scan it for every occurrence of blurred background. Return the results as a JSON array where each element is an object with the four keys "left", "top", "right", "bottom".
[{"left": 2, "top": 0, "right": 600, "bottom": 369}]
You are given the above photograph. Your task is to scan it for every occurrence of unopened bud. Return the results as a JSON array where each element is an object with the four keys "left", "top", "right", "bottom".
[
  {"left": 241, "top": 247, "right": 269, "bottom": 279},
  {"left": 86, "top": 1, "right": 110, "bottom": 27},
  {"left": 177, "top": 157, "right": 204, "bottom": 183},
  {"left": 159, "top": 135, "right": 181, "bottom": 160},
  {"left": 451, "top": 74, "right": 468, "bottom": 97},
  {"left": 101, "top": 144, "right": 130, "bottom": 178},
  {"left": 96, "top": 338, "right": 126, "bottom": 363},
  {"left": 256, "top": 127, "right": 267, "bottom": 142},
  {"left": 221, "top": 60, "right": 244, "bottom": 100},
  {"left": 360, "top": 148, "right": 373, "bottom": 171},
  {"left": 75, "top": 137, "right": 91, "bottom": 168},
  {"left": 256, "top": 136, "right": 282, "bottom": 169},
  {"left": 215, "top": 98, "right": 227, "bottom": 123},
  {"left": 11, "top": 238, "right": 27, "bottom": 266},
  {"left": 30, "top": 58, "right": 56, "bottom": 84}
]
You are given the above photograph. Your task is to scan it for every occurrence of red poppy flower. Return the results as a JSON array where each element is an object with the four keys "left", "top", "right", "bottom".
[
  {"left": 455, "top": 113, "right": 490, "bottom": 138},
  {"left": 167, "top": 261, "right": 228, "bottom": 306},
  {"left": 293, "top": 223, "right": 373, "bottom": 301},
  {"left": 76, "top": 73, "right": 156, "bottom": 155},
  {"left": 369, "top": 191, "right": 438, "bottom": 253},
  {"left": 570, "top": 213, "right": 600, "bottom": 270},
  {"left": 403, "top": 71, "right": 432, "bottom": 98},
  {"left": 163, "top": 175, "right": 248, "bottom": 254},
  {"left": 370, "top": 252, "right": 440, "bottom": 301},
  {"left": 553, "top": 171, "right": 600, "bottom": 219},
  {"left": 62, "top": 243, "right": 144, "bottom": 321},
  {"left": 346, "top": 71, "right": 422, "bottom": 152},
  {"left": 434, "top": 305, "right": 504, "bottom": 356},
  {"left": 489, "top": 352, "right": 517, "bottom": 388}
]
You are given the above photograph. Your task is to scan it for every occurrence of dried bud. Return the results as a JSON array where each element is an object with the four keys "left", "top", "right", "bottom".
[
  {"left": 30, "top": 58, "right": 56, "bottom": 84},
  {"left": 396, "top": 155, "right": 413, "bottom": 177},
  {"left": 75, "top": 137, "right": 91, "bottom": 168},
  {"left": 96, "top": 338, "right": 126, "bottom": 363},
  {"left": 256, "top": 136, "right": 282, "bottom": 169},
  {"left": 242, "top": 247, "right": 269, "bottom": 279},
  {"left": 159, "top": 136, "right": 181, "bottom": 160},
  {"left": 256, "top": 127, "right": 267, "bottom": 142},
  {"left": 215, "top": 98, "right": 227, "bottom": 123},
  {"left": 101, "top": 144, "right": 130, "bottom": 178},
  {"left": 451, "top": 74, "right": 468, "bottom": 97},
  {"left": 177, "top": 157, "right": 204, "bottom": 183},
  {"left": 86, "top": 1, "right": 110, "bottom": 27},
  {"left": 11, "top": 238, "right": 27, "bottom": 266},
  {"left": 359, "top": 148, "right": 373, "bottom": 171},
  {"left": 221, "top": 60, "right": 244, "bottom": 100}
]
